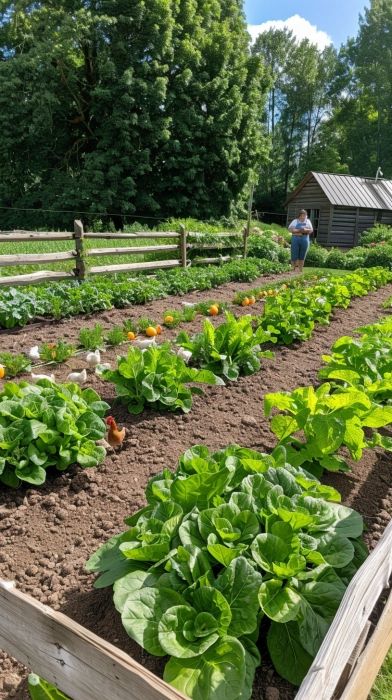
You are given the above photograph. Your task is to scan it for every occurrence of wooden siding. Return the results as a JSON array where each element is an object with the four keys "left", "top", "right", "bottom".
[
  {"left": 286, "top": 176, "right": 331, "bottom": 242},
  {"left": 380, "top": 210, "right": 392, "bottom": 225},
  {"left": 330, "top": 207, "right": 357, "bottom": 248}
]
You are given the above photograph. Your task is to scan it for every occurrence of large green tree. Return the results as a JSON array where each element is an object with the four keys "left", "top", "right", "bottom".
[
  {"left": 331, "top": 0, "right": 392, "bottom": 177},
  {"left": 252, "top": 29, "right": 339, "bottom": 208},
  {"left": 0, "top": 0, "right": 266, "bottom": 228}
]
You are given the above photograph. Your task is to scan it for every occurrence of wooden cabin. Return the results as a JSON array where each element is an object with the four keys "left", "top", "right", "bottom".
[{"left": 286, "top": 172, "right": 392, "bottom": 248}]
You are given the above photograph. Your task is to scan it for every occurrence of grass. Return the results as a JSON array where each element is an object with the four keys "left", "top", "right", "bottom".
[
  {"left": 370, "top": 648, "right": 392, "bottom": 700},
  {"left": 0, "top": 218, "right": 289, "bottom": 278}
]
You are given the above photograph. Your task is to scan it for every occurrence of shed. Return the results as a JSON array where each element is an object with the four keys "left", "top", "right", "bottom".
[{"left": 286, "top": 172, "right": 392, "bottom": 248}]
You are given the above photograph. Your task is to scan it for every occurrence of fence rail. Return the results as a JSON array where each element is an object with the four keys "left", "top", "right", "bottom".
[
  {"left": 0, "top": 221, "right": 247, "bottom": 286},
  {"left": 295, "top": 518, "right": 392, "bottom": 700}
]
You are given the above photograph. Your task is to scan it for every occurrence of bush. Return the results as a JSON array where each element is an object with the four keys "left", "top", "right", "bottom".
[
  {"left": 360, "top": 224, "right": 392, "bottom": 246},
  {"left": 248, "top": 234, "right": 290, "bottom": 264},
  {"left": 363, "top": 245, "right": 392, "bottom": 270},
  {"left": 305, "top": 244, "right": 329, "bottom": 267},
  {"left": 324, "top": 250, "right": 347, "bottom": 269},
  {"left": 344, "top": 247, "right": 368, "bottom": 270}
]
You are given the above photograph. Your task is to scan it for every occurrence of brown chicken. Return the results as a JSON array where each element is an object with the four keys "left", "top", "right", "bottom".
[{"left": 106, "top": 416, "right": 126, "bottom": 449}]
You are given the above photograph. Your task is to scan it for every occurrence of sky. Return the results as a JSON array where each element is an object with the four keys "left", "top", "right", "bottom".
[{"left": 245, "top": 0, "right": 369, "bottom": 49}]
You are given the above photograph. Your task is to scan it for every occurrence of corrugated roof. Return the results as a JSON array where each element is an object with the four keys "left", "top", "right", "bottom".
[{"left": 287, "top": 172, "right": 392, "bottom": 210}]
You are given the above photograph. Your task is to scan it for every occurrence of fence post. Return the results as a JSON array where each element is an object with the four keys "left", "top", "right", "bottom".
[
  {"left": 243, "top": 225, "right": 249, "bottom": 258},
  {"left": 74, "top": 219, "right": 86, "bottom": 281},
  {"left": 179, "top": 224, "right": 188, "bottom": 268}
]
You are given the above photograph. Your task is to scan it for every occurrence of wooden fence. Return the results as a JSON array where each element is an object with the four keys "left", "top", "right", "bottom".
[
  {"left": 0, "top": 221, "right": 246, "bottom": 287},
  {"left": 0, "top": 520, "right": 391, "bottom": 700}
]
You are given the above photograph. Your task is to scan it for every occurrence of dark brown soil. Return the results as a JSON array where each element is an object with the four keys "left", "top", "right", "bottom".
[{"left": 1, "top": 275, "right": 392, "bottom": 700}]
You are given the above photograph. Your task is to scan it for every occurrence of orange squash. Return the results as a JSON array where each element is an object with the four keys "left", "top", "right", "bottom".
[
  {"left": 146, "top": 326, "right": 158, "bottom": 337},
  {"left": 209, "top": 305, "right": 219, "bottom": 316},
  {"left": 164, "top": 315, "right": 174, "bottom": 324},
  {"left": 0, "top": 365, "right": 5, "bottom": 379},
  {"left": 156, "top": 325, "right": 163, "bottom": 335},
  {"left": 127, "top": 331, "right": 137, "bottom": 341}
]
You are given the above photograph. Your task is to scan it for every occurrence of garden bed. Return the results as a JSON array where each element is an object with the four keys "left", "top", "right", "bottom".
[{"left": 0, "top": 273, "right": 392, "bottom": 700}]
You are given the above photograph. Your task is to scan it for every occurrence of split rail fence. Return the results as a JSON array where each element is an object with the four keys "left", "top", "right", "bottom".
[
  {"left": 0, "top": 519, "right": 391, "bottom": 700},
  {"left": 0, "top": 221, "right": 247, "bottom": 287}
]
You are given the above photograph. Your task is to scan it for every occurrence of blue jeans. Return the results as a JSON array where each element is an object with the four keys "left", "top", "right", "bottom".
[{"left": 291, "top": 235, "right": 309, "bottom": 261}]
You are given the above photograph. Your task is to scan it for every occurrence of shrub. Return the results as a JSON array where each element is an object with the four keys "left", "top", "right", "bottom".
[
  {"left": 363, "top": 244, "right": 392, "bottom": 270},
  {"left": 305, "top": 244, "right": 329, "bottom": 267},
  {"left": 324, "top": 250, "right": 347, "bottom": 269},
  {"left": 360, "top": 224, "right": 392, "bottom": 246}
]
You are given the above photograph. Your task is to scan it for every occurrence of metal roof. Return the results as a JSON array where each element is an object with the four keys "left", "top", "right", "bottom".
[{"left": 287, "top": 172, "right": 392, "bottom": 210}]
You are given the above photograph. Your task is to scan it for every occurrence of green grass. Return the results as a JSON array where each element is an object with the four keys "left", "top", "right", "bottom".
[
  {"left": 304, "top": 267, "right": 352, "bottom": 276},
  {"left": 0, "top": 217, "right": 255, "bottom": 277},
  {"left": 370, "top": 648, "right": 392, "bottom": 700}
]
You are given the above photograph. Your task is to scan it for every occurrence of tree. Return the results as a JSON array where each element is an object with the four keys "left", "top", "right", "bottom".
[{"left": 0, "top": 0, "right": 267, "bottom": 228}]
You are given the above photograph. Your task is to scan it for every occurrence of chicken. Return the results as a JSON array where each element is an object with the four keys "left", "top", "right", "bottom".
[
  {"left": 176, "top": 347, "right": 192, "bottom": 364},
  {"left": 31, "top": 372, "right": 55, "bottom": 383},
  {"left": 86, "top": 349, "right": 101, "bottom": 369},
  {"left": 106, "top": 416, "right": 126, "bottom": 449},
  {"left": 67, "top": 369, "right": 87, "bottom": 385},
  {"left": 134, "top": 337, "right": 157, "bottom": 350},
  {"left": 28, "top": 346, "right": 41, "bottom": 361}
]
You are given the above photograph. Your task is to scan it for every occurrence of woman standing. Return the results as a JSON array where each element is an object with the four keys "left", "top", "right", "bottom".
[{"left": 288, "top": 209, "right": 313, "bottom": 272}]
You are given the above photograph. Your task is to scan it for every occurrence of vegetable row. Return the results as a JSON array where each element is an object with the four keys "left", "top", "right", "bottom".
[
  {"left": 265, "top": 313, "right": 392, "bottom": 476},
  {"left": 0, "top": 257, "right": 288, "bottom": 329}
]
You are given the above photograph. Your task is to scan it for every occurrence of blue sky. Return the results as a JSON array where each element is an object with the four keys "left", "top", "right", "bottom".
[{"left": 245, "top": 0, "right": 369, "bottom": 47}]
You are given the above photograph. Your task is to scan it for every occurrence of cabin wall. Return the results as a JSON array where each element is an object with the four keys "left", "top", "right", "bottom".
[{"left": 286, "top": 178, "right": 331, "bottom": 243}]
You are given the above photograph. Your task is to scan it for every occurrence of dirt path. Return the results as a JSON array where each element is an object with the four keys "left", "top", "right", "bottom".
[{"left": 0, "top": 279, "right": 392, "bottom": 700}]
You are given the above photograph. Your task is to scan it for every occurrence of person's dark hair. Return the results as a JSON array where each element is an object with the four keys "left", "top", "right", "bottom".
[{"left": 298, "top": 209, "right": 307, "bottom": 216}]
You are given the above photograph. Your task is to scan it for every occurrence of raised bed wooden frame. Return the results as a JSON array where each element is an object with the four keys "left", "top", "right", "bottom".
[{"left": 0, "top": 519, "right": 391, "bottom": 700}]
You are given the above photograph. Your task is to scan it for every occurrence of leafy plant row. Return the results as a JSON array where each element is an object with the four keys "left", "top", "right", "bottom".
[
  {"left": 100, "top": 268, "right": 392, "bottom": 414},
  {"left": 86, "top": 444, "right": 367, "bottom": 700},
  {"left": 265, "top": 314, "right": 392, "bottom": 477},
  {"left": 0, "top": 258, "right": 288, "bottom": 329}
]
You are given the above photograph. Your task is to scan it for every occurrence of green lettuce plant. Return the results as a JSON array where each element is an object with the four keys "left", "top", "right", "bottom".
[
  {"left": 86, "top": 444, "right": 367, "bottom": 698},
  {"left": 176, "top": 313, "right": 274, "bottom": 380},
  {"left": 0, "top": 380, "right": 109, "bottom": 487},
  {"left": 102, "top": 343, "right": 224, "bottom": 414}
]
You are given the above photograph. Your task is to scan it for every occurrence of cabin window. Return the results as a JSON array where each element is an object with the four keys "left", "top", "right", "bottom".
[{"left": 308, "top": 209, "right": 320, "bottom": 238}]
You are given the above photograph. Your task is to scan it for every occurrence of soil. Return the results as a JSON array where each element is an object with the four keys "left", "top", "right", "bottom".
[{"left": 0, "top": 273, "right": 392, "bottom": 700}]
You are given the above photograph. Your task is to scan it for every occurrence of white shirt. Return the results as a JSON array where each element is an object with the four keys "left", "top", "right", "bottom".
[{"left": 289, "top": 218, "right": 313, "bottom": 234}]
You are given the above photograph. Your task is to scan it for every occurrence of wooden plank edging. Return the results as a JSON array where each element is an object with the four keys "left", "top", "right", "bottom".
[
  {"left": 340, "top": 588, "right": 392, "bottom": 700},
  {"left": 295, "top": 519, "right": 392, "bottom": 700},
  {"left": 0, "top": 581, "right": 186, "bottom": 700}
]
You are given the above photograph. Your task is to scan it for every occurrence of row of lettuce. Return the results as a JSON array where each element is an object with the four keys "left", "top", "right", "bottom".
[
  {"left": 85, "top": 307, "right": 392, "bottom": 700},
  {"left": 0, "top": 268, "right": 390, "bottom": 488},
  {"left": 0, "top": 257, "right": 288, "bottom": 329}
]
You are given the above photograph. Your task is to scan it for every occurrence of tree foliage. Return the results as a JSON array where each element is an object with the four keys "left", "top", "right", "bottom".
[{"left": 0, "top": 0, "right": 266, "bottom": 228}]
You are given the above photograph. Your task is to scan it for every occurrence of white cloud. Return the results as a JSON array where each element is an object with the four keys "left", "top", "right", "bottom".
[{"left": 248, "top": 14, "right": 332, "bottom": 50}]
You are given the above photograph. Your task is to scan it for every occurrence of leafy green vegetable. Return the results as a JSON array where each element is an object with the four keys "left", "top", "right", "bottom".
[
  {"left": 0, "top": 380, "right": 109, "bottom": 487},
  {"left": 0, "top": 351, "right": 31, "bottom": 377},
  {"left": 39, "top": 341, "right": 75, "bottom": 364},
  {"left": 78, "top": 323, "right": 105, "bottom": 350},
  {"left": 102, "top": 343, "right": 224, "bottom": 414},
  {"left": 177, "top": 313, "right": 274, "bottom": 380},
  {"left": 86, "top": 444, "right": 367, "bottom": 697}
]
